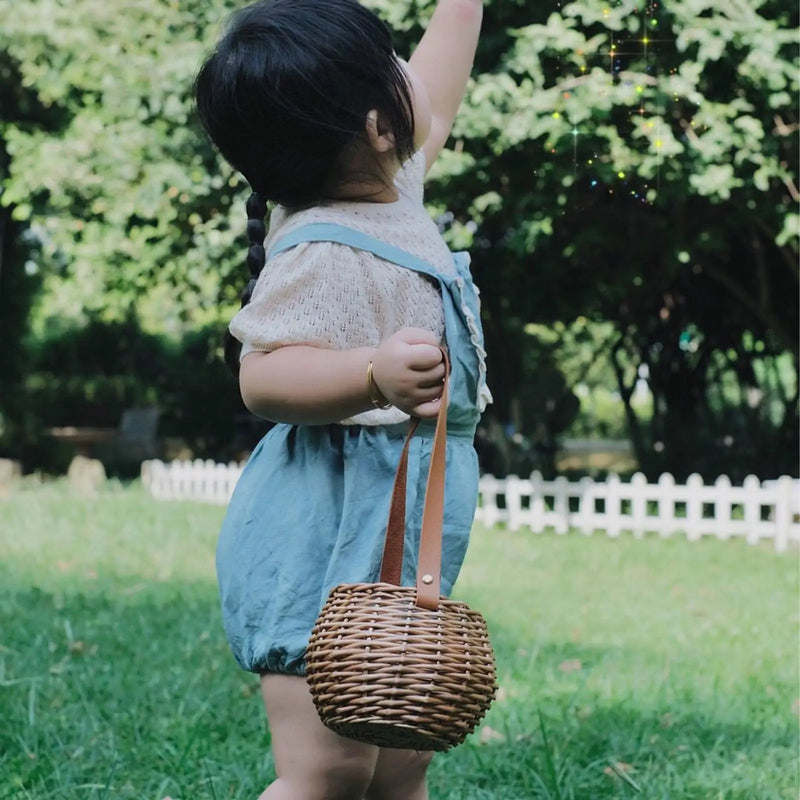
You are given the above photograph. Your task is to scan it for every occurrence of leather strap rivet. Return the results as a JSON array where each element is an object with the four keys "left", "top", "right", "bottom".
[{"left": 421, "top": 574, "right": 434, "bottom": 585}]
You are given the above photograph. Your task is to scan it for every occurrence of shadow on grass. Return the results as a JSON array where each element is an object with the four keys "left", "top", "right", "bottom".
[
  {"left": 1, "top": 579, "right": 796, "bottom": 800},
  {"left": 433, "top": 620, "right": 799, "bottom": 800},
  {"left": 0, "top": 580, "right": 270, "bottom": 800},
  {"left": 438, "top": 701, "right": 797, "bottom": 800}
]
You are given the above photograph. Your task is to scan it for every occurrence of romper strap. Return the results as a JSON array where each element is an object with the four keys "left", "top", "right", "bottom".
[{"left": 267, "top": 222, "right": 442, "bottom": 280}]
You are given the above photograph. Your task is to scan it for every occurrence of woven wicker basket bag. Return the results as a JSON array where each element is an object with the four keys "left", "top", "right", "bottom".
[{"left": 305, "top": 356, "right": 497, "bottom": 752}]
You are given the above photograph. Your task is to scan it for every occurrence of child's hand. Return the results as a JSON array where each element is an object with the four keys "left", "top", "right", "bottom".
[{"left": 372, "top": 328, "right": 446, "bottom": 418}]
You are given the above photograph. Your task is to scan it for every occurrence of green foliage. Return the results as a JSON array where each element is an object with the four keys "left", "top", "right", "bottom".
[
  {"left": 0, "top": 0, "right": 797, "bottom": 477},
  {"left": 0, "top": 213, "right": 42, "bottom": 449},
  {"left": 17, "top": 319, "right": 246, "bottom": 473},
  {"left": 1, "top": 485, "right": 797, "bottom": 797},
  {"left": 384, "top": 0, "right": 799, "bottom": 477},
  {"left": 0, "top": 0, "right": 246, "bottom": 333}
]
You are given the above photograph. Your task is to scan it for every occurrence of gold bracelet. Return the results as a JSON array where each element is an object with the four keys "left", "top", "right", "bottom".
[{"left": 367, "top": 360, "right": 392, "bottom": 410}]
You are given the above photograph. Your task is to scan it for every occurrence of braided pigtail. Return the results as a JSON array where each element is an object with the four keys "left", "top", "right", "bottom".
[
  {"left": 243, "top": 191, "right": 268, "bottom": 302},
  {"left": 224, "top": 191, "right": 268, "bottom": 374}
]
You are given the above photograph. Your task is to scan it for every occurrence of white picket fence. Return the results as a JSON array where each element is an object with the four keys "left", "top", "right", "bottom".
[
  {"left": 477, "top": 472, "right": 800, "bottom": 552},
  {"left": 141, "top": 459, "right": 800, "bottom": 552},
  {"left": 141, "top": 459, "right": 243, "bottom": 507}
]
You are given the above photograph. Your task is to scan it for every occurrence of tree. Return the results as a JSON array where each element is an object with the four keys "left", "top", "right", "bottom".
[
  {"left": 2, "top": 0, "right": 797, "bottom": 478},
  {"left": 0, "top": 0, "right": 247, "bottom": 333},
  {"left": 0, "top": 46, "right": 54, "bottom": 455},
  {"left": 378, "top": 0, "right": 798, "bottom": 478}
]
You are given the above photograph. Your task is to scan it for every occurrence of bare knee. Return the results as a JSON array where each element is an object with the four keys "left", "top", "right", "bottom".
[
  {"left": 316, "top": 757, "right": 375, "bottom": 800},
  {"left": 365, "top": 749, "right": 434, "bottom": 800},
  {"left": 273, "top": 756, "right": 375, "bottom": 800},
  {"left": 260, "top": 673, "right": 379, "bottom": 800},
  {"left": 400, "top": 749, "right": 434, "bottom": 774}
]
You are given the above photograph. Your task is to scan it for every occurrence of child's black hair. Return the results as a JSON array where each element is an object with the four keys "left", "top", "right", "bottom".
[{"left": 194, "top": 0, "right": 416, "bottom": 372}]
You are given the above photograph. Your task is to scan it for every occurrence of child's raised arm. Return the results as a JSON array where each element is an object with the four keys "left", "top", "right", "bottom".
[{"left": 409, "top": 0, "right": 483, "bottom": 171}]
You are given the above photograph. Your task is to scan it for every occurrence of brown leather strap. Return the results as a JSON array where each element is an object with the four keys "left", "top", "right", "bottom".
[
  {"left": 379, "top": 350, "right": 450, "bottom": 611},
  {"left": 379, "top": 416, "right": 420, "bottom": 584},
  {"left": 414, "top": 356, "right": 449, "bottom": 610}
]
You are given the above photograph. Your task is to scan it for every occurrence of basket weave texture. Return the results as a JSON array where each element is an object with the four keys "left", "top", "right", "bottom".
[
  {"left": 306, "top": 582, "right": 496, "bottom": 751},
  {"left": 306, "top": 354, "right": 497, "bottom": 752}
]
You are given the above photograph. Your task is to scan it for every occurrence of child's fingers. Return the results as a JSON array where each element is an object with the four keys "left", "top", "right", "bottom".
[
  {"left": 407, "top": 343, "right": 444, "bottom": 370},
  {"left": 414, "top": 363, "right": 447, "bottom": 387},
  {"left": 410, "top": 396, "right": 442, "bottom": 419},
  {"left": 408, "top": 379, "right": 446, "bottom": 417}
]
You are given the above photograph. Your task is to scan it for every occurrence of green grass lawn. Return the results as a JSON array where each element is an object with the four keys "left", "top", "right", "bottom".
[{"left": 1, "top": 481, "right": 797, "bottom": 799}]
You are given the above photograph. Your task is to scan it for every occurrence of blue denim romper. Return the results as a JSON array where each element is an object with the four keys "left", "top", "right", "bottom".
[{"left": 216, "top": 222, "right": 489, "bottom": 675}]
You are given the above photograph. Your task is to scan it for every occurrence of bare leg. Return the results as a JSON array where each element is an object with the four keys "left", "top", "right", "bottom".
[
  {"left": 364, "top": 748, "right": 434, "bottom": 800},
  {"left": 257, "top": 673, "right": 379, "bottom": 800}
]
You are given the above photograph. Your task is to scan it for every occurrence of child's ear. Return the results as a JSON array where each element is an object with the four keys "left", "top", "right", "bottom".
[{"left": 365, "top": 109, "right": 396, "bottom": 153}]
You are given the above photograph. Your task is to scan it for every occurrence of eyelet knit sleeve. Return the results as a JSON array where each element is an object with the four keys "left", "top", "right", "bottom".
[
  {"left": 228, "top": 238, "right": 445, "bottom": 425},
  {"left": 230, "top": 242, "right": 381, "bottom": 354}
]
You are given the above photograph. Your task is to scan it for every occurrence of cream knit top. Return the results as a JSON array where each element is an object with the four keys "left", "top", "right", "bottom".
[{"left": 230, "top": 151, "right": 469, "bottom": 425}]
